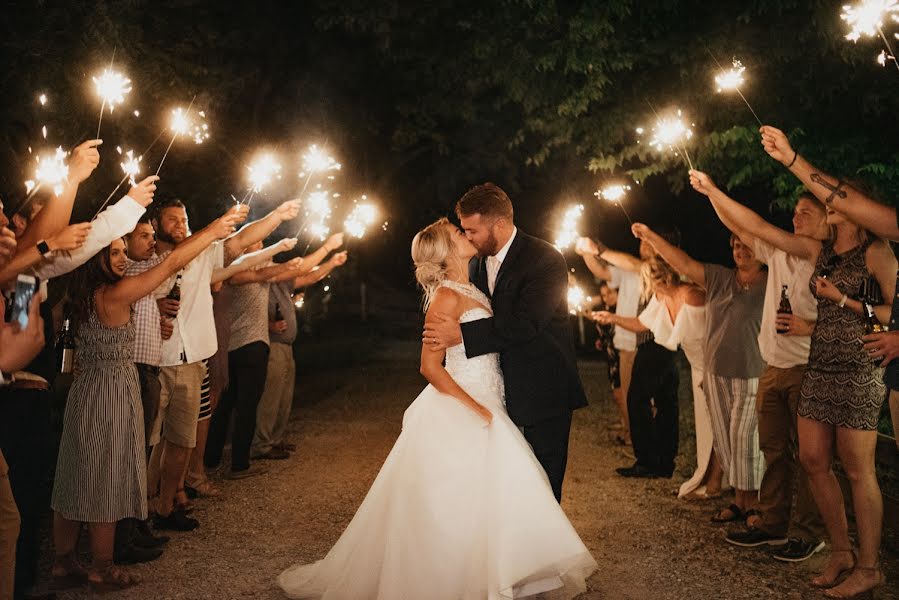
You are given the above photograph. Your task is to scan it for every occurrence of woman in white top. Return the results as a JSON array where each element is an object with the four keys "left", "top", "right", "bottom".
[{"left": 594, "top": 256, "right": 720, "bottom": 491}]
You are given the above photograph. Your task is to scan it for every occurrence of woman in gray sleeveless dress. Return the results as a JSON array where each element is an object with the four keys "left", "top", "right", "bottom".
[{"left": 50, "top": 210, "right": 239, "bottom": 593}]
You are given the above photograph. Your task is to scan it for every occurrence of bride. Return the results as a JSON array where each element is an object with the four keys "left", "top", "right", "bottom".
[{"left": 278, "top": 218, "right": 597, "bottom": 599}]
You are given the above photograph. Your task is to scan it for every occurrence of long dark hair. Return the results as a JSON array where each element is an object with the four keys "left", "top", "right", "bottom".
[{"left": 67, "top": 241, "right": 122, "bottom": 329}]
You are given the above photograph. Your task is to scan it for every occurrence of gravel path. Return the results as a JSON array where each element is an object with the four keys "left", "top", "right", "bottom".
[{"left": 51, "top": 337, "right": 897, "bottom": 599}]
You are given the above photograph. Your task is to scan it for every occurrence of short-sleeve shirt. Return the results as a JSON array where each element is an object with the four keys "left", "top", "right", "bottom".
[
  {"left": 268, "top": 281, "right": 298, "bottom": 345},
  {"left": 125, "top": 254, "right": 165, "bottom": 366},
  {"left": 752, "top": 238, "right": 818, "bottom": 369},
  {"left": 159, "top": 242, "right": 225, "bottom": 366},
  {"left": 703, "top": 263, "right": 767, "bottom": 379},
  {"left": 608, "top": 266, "right": 641, "bottom": 352},
  {"left": 229, "top": 281, "right": 271, "bottom": 351}
]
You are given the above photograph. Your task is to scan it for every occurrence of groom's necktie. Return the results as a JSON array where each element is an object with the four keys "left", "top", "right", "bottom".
[{"left": 487, "top": 255, "right": 500, "bottom": 295}]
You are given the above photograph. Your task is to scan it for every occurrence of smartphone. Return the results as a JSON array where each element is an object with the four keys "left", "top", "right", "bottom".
[{"left": 11, "top": 274, "right": 38, "bottom": 329}]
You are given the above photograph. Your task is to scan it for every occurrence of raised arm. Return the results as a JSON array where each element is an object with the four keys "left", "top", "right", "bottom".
[
  {"left": 229, "top": 257, "right": 305, "bottom": 285},
  {"left": 420, "top": 287, "right": 493, "bottom": 425},
  {"left": 17, "top": 139, "right": 102, "bottom": 249},
  {"left": 268, "top": 234, "right": 345, "bottom": 283},
  {"left": 32, "top": 176, "right": 156, "bottom": 281},
  {"left": 222, "top": 199, "right": 301, "bottom": 264},
  {"left": 0, "top": 223, "right": 91, "bottom": 285},
  {"left": 590, "top": 310, "right": 648, "bottom": 333},
  {"left": 760, "top": 125, "right": 899, "bottom": 241},
  {"left": 211, "top": 237, "right": 297, "bottom": 284},
  {"left": 631, "top": 223, "right": 705, "bottom": 285},
  {"left": 108, "top": 210, "right": 243, "bottom": 307},
  {"left": 288, "top": 251, "right": 347, "bottom": 287},
  {"left": 690, "top": 169, "right": 819, "bottom": 260},
  {"left": 574, "top": 238, "right": 612, "bottom": 280}
]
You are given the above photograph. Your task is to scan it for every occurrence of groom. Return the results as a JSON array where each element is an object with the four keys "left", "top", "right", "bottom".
[{"left": 425, "top": 183, "right": 587, "bottom": 501}]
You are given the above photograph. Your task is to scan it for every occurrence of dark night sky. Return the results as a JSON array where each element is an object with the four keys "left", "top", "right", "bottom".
[{"left": 2, "top": 1, "right": 896, "bottom": 298}]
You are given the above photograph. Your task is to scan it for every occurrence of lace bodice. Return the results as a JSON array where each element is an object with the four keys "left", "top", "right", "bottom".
[{"left": 438, "top": 280, "right": 505, "bottom": 404}]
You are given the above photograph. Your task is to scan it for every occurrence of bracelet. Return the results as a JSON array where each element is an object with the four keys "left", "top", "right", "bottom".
[
  {"left": 838, "top": 294, "right": 848, "bottom": 308},
  {"left": 786, "top": 151, "right": 799, "bottom": 168}
]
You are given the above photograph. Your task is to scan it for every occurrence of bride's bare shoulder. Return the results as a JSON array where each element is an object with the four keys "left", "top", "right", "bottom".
[{"left": 425, "top": 286, "right": 463, "bottom": 320}]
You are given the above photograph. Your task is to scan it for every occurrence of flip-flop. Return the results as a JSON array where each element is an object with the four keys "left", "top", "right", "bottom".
[{"left": 711, "top": 503, "right": 743, "bottom": 523}]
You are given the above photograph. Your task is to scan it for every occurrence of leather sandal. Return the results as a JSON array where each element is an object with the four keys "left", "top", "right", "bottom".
[
  {"left": 711, "top": 503, "right": 743, "bottom": 523},
  {"left": 88, "top": 564, "right": 142, "bottom": 593},
  {"left": 50, "top": 554, "right": 88, "bottom": 590},
  {"left": 810, "top": 549, "right": 856, "bottom": 589}
]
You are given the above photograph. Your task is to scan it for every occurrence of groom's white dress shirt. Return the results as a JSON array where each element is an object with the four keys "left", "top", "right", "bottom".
[{"left": 487, "top": 227, "right": 517, "bottom": 295}]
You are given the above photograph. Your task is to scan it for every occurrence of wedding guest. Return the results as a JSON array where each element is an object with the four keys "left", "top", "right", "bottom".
[
  {"left": 759, "top": 126, "right": 895, "bottom": 597},
  {"left": 690, "top": 170, "right": 828, "bottom": 562},
  {"left": 184, "top": 236, "right": 300, "bottom": 496},
  {"left": 147, "top": 198, "right": 299, "bottom": 530},
  {"left": 252, "top": 245, "right": 348, "bottom": 460},
  {"left": 591, "top": 281, "right": 622, "bottom": 421},
  {"left": 575, "top": 237, "right": 650, "bottom": 445},
  {"left": 50, "top": 209, "right": 242, "bottom": 593},
  {"left": 592, "top": 239, "right": 694, "bottom": 479},
  {"left": 636, "top": 224, "right": 767, "bottom": 523}
]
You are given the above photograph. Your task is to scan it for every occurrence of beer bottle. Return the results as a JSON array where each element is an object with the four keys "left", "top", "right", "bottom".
[
  {"left": 776, "top": 285, "right": 792, "bottom": 335},
  {"left": 167, "top": 273, "right": 182, "bottom": 302},
  {"left": 274, "top": 302, "right": 284, "bottom": 322},
  {"left": 57, "top": 307, "right": 75, "bottom": 374}
]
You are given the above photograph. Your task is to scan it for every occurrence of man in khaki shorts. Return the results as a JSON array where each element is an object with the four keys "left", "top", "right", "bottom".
[{"left": 147, "top": 197, "right": 300, "bottom": 531}]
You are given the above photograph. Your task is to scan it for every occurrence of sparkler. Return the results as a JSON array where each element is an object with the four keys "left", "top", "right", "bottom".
[
  {"left": 595, "top": 184, "right": 634, "bottom": 225},
  {"left": 554, "top": 204, "right": 584, "bottom": 250},
  {"left": 19, "top": 147, "right": 69, "bottom": 215},
  {"left": 93, "top": 67, "right": 132, "bottom": 138},
  {"left": 296, "top": 190, "right": 334, "bottom": 239},
  {"left": 298, "top": 144, "right": 341, "bottom": 196},
  {"left": 643, "top": 109, "right": 696, "bottom": 170},
  {"left": 713, "top": 59, "right": 763, "bottom": 125},
  {"left": 242, "top": 153, "right": 282, "bottom": 206},
  {"left": 155, "top": 99, "right": 205, "bottom": 176},
  {"left": 567, "top": 284, "right": 588, "bottom": 315},
  {"left": 92, "top": 148, "right": 142, "bottom": 218},
  {"left": 842, "top": 0, "right": 899, "bottom": 71},
  {"left": 38, "top": 94, "right": 47, "bottom": 106},
  {"left": 343, "top": 197, "right": 379, "bottom": 238}
]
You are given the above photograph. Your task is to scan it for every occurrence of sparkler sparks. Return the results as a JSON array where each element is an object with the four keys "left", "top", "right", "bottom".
[
  {"left": 343, "top": 197, "right": 379, "bottom": 238},
  {"left": 567, "top": 284, "right": 587, "bottom": 315},
  {"left": 300, "top": 145, "right": 341, "bottom": 176},
  {"left": 713, "top": 58, "right": 763, "bottom": 124},
  {"left": 38, "top": 94, "right": 47, "bottom": 106},
  {"left": 247, "top": 153, "right": 282, "bottom": 193},
  {"left": 93, "top": 67, "right": 132, "bottom": 137},
  {"left": 156, "top": 101, "right": 205, "bottom": 176},
  {"left": 119, "top": 149, "right": 141, "bottom": 186},
  {"left": 596, "top": 184, "right": 634, "bottom": 225},
  {"left": 554, "top": 204, "right": 584, "bottom": 250},
  {"left": 643, "top": 110, "right": 696, "bottom": 170},
  {"left": 841, "top": 0, "right": 899, "bottom": 71},
  {"left": 33, "top": 147, "right": 69, "bottom": 196}
]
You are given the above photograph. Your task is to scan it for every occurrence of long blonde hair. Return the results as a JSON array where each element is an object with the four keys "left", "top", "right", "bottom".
[{"left": 411, "top": 217, "right": 455, "bottom": 311}]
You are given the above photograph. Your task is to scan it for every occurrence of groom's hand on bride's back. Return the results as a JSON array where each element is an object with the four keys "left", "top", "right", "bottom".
[{"left": 423, "top": 312, "right": 461, "bottom": 350}]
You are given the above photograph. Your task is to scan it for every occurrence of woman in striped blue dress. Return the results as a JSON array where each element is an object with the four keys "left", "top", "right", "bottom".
[{"left": 50, "top": 207, "right": 240, "bottom": 593}]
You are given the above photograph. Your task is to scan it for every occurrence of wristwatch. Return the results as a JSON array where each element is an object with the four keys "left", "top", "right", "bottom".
[{"left": 36, "top": 239, "right": 52, "bottom": 258}]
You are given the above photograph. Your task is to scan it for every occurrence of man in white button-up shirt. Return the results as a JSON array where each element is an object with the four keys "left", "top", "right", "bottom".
[{"left": 147, "top": 197, "right": 300, "bottom": 531}]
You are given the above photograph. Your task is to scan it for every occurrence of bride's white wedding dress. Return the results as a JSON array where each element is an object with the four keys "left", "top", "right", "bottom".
[{"left": 278, "top": 280, "right": 597, "bottom": 599}]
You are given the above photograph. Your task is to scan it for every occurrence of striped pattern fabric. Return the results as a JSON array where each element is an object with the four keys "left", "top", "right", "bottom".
[
  {"left": 51, "top": 309, "right": 147, "bottom": 522},
  {"left": 703, "top": 373, "right": 764, "bottom": 490},
  {"left": 198, "top": 359, "right": 212, "bottom": 421}
]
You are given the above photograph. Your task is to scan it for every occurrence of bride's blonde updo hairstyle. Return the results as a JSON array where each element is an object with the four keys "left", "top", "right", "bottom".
[{"left": 411, "top": 217, "right": 455, "bottom": 310}]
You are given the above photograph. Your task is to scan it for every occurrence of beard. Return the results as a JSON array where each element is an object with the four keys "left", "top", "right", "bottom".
[
  {"left": 474, "top": 230, "right": 501, "bottom": 257},
  {"left": 156, "top": 226, "right": 185, "bottom": 245}
]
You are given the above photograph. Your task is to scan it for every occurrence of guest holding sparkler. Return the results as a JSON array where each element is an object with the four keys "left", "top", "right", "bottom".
[
  {"left": 592, "top": 248, "right": 704, "bottom": 482},
  {"left": 590, "top": 281, "right": 622, "bottom": 413},
  {"left": 50, "top": 208, "right": 242, "bottom": 593},
  {"left": 147, "top": 197, "right": 299, "bottom": 531},
  {"left": 689, "top": 170, "right": 829, "bottom": 562},
  {"left": 251, "top": 235, "right": 347, "bottom": 461},
  {"left": 759, "top": 126, "right": 895, "bottom": 596},
  {"left": 633, "top": 223, "right": 768, "bottom": 522}
]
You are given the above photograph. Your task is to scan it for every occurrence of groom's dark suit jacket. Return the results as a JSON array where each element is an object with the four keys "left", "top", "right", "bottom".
[{"left": 461, "top": 230, "right": 588, "bottom": 426}]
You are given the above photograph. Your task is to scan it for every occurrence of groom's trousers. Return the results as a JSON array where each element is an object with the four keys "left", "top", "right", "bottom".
[{"left": 522, "top": 411, "right": 572, "bottom": 502}]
